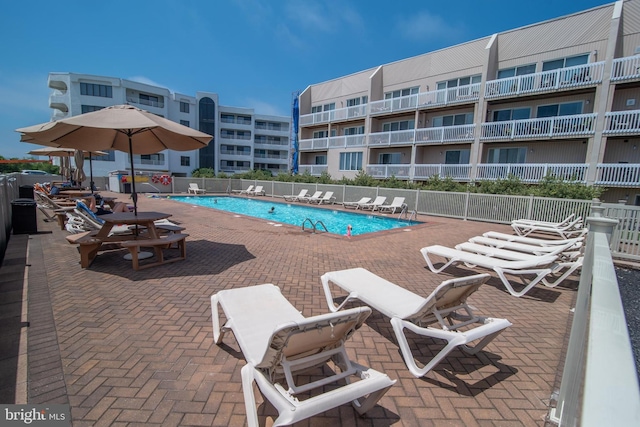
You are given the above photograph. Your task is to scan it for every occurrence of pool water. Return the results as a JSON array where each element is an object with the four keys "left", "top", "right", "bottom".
[{"left": 168, "top": 196, "right": 419, "bottom": 236}]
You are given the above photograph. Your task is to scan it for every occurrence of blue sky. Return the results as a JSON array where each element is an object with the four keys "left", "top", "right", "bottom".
[{"left": 1, "top": 0, "right": 612, "bottom": 159}]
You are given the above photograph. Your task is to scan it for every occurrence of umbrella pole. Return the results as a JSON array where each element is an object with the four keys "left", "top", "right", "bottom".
[
  {"left": 128, "top": 135, "right": 138, "bottom": 216},
  {"left": 89, "top": 153, "right": 94, "bottom": 194}
]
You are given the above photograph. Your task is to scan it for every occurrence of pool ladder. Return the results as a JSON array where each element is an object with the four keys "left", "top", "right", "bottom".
[
  {"left": 398, "top": 206, "right": 417, "bottom": 223},
  {"left": 302, "top": 218, "right": 328, "bottom": 234}
]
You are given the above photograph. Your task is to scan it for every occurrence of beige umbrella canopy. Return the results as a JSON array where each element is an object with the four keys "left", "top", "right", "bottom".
[
  {"left": 17, "top": 104, "right": 212, "bottom": 214},
  {"left": 27, "top": 146, "right": 107, "bottom": 192}
]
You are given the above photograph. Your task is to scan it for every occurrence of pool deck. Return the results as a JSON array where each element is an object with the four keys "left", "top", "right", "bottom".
[{"left": 1, "top": 191, "right": 581, "bottom": 426}]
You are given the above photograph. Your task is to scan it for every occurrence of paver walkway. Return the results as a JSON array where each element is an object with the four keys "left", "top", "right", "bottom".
[{"left": 7, "top": 192, "right": 580, "bottom": 426}]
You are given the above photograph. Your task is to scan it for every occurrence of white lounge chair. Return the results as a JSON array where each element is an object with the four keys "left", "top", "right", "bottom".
[
  {"left": 511, "top": 217, "right": 586, "bottom": 239},
  {"left": 283, "top": 189, "right": 308, "bottom": 202},
  {"left": 301, "top": 190, "right": 322, "bottom": 202},
  {"left": 233, "top": 185, "right": 254, "bottom": 195},
  {"left": 187, "top": 183, "right": 206, "bottom": 194},
  {"left": 320, "top": 268, "right": 512, "bottom": 378},
  {"left": 468, "top": 236, "right": 583, "bottom": 258},
  {"left": 358, "top": 196, "right": 386, "bottom": 211},
  {"left": 511, "top": 213, "right": 578, "bottom": 228},
  {"left": 308, "top": 191, "right": 335, "bottom": 204},
  {"left": 247, "top": 185, "right": 265, "bottom": 196},
  {"left": 482, "top": 231, "right": 585, "bottom": 247},
  {"left": 343, "top": 197, "right": 370, "bottom": 209},
  {"left": 420, "top": 245, "right": 563, "bottom": 297},
  {"left": 211, "top": 283, "right": 396, "bottom": 427},
  {"left": 378, "top": 197, "right": 406, "bottom": 214}
]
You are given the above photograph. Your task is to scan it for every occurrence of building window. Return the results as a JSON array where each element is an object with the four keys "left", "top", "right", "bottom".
[
  {"left": 315, "top": 155, "right": 327, "bottom": 165},
  {"left": 339, "top": 152, "right": 363, "bottom": 170},
  {"left": 497, "top": 64, "right": 536, "bottom": 79},
  {"left": 379, "top": 153, "right": 402, "bottom": 164},
  {"left": 537, "top": 101, "right": 583, "bottom": 118},
  {"left": 221, "top": 114, "right": 235, "bottom": 123},
  {"left": 80, "top": 83, "right": 112, "bottom": 98},
  {"left": 237, "top": 115, "right": 252, "bottom": 125},
  {"left": 101, "top": 151, "right": 116, "bottom": 162},
  {"left": 137, "top": 153, "right": 165, "bottom": 165},
  {"left": 542, "top": 54, "right": 589, "bottom": 71},
  {"left": 384, "top": 87, "right": 419, "bottom": 99},
  {"left": 382, "top": 120, "right": 415, "bottom": 132},
  {"left": 81, "top": 105, "right": 104, "bottom": 114},
  {"left": 346, "top": 96, "right": 368, "bottom": 106},
  {"left": 139, "top": 93, "right": 160, "bottom": 107},
  {"left": 180, "top": 156, "right": 190, "bottom": 166},
  {"left": 198, "top": 97, "right": 216, "bottom": 169},
  {"left": 487, "top": 147, "right": 526, "bottom": 163},
  {"left": 313, "top": 130, "right": 328, "bottom": 138},
  {"left": 311, "top": 103, "right": 335, "bottom": 113},
  {"left": 344, "top": 126, "right": 365, "bottom": 135},
  {"left": 237, "top": 146, "right": 251, "bottom": 155},
  {"left": 180, "top": 120, "right": 190, "bottom": 127},
  {"left": 492, "top": 108, "right": 531, "bottom": 122},
  {"left": 180, "top": 102, "right": 190, "bottom": 113},
  {"left": 445, "top": 149, "right": 470, "bottom": 164},
  {"left": 236, "top": 131, "right": 251, "bottom": 140},
  {"left": 436, "top": 75, "right": 481, "bottom": 90},
  {"left": 432, "top": 113, "right": 474, "bottom": 127}
]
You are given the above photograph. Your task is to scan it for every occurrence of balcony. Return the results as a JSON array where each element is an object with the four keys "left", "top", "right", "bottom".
[
  {"left": 328, "top": 135, "right": 366, "bottom": 148},
  {"left": 476, "top": 163, "right": 588, "bottom": 182},
  {"left": 299, "top": 104, "right": 368, "bottom": 126},
  {"left": 299, "top": 138, "right": 329, "bottom": 151},
  {"left": 49, "top": 92, "right": 69, "bottom": 113},
  {"left": 298, "top": 164, "right": 328, "bottom": 176},
  {"left": 126, "top": 96, "right": 164, "bottom": 109},
  {"left": 595, "top": 163, "right": 640, "bottom": 187},
  {"left": 414, "top": 164, "right": 472, "bottom": 181},
  {"left": 366, "top": 164, "right": 411, "bottom": 179},
  {"left": 416, "top": 83, "right": 481, "bottom": 108},
  {"left": 611, "top": 55, "right": 640, "bottom": 82},
  {"left": 485, "top": 62, "right": 604, "bottom": 100},
  {"left": 481, "top": 114, "right": 596, "bottom": 141},
  {"left": 603, "top": 110, "right": 640, "bottom": 135}
]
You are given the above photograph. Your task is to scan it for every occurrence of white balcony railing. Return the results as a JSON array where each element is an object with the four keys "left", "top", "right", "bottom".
[
  {"left": 603, "top": 110, "right": 640, "bottom": 134},
  {"left": 414, "top": 125, "right": 475, "bottom": 144},
  {"left": 485, "top": 62, "right": 605, "bottom": 99},
  {"left": 299, "top": 138, "right": 329, "bottom": 151},
  {"left": 298, "top": 164, "right": 328, "bottom": 176},
  {"left": 328, "top": 135, "right": 366, "bottom": 148},
  {"left": 595, "top": 163, "right": 640, "bottom": 186},
  {"left": 476, "top": 163, "right": 588, "bottom": 182},
  {"left": 366, "top": 164, "right": 411, "bottom": 179},
  {"left": 416, "top": 83, "right": 481, "bottom": 107},
  {"left": 299, "top": 104, "right": 367, "bottom": 126},
  {"left": 481, "top": 114, "right": 596, "bottom": 140},
  {"left": 413, "top": 164, "right": 472, "bottom": 180},
  {"left": 611, "top": 55, "right": 640, "bottom": 82}
]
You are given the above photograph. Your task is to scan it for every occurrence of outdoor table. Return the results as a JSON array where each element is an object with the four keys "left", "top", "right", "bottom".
[{"left": 96, "top": 211, "right": 172, "bottom": 241}]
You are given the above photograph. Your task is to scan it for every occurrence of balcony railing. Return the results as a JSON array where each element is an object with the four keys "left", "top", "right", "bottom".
[
  {"left": 328, "top": 135, "right": 366, "bottom": 148},
  {"left": 476, "top": 163, "right": 588, "bottom": 182},
  {"left": 595, "top": 163, "right": 640, "bottom": 186},
  {"left": 485, "top": 62, "right": 605, "bottom": 99},
  {"left": 416, "top": 83, "right": 481, "bottom": 107},
  {"left": 366, "top": 164, "right": 411, "bottom": 179},
  {"left": 126, "top": 96, "right": 165, "bottom": 108},
  {"left": 481, "top": 114, "right": 596, "bottom": 140},
  {"left": 299, "top": 138, "right": 329, "bottom": 151},
  {"left": 298, "top": 164, "right": 328, "bottom": 176},
  {"left": 415, "top": 125, "right": 475, "bottom": 144},
  {"left": 611, "top": 55, "right": 640, "bottom": 82},
  {"left": 413, "top": 164, "right": 472, "bottom": 180},
  {"left": 603, "top": 110, "right": 640, "bottom": 135}
]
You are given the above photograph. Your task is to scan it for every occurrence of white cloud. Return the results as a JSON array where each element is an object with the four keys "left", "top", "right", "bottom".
[{"left": 395, "top": 11, "right": 461, "bottom": 41}]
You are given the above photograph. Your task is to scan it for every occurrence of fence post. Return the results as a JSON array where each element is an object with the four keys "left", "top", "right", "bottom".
[
  {"left": 463, "top": 191, "right": 470, "bottom": 221},
  {"left": 527, "top": 194, "right": 534, "bottom": 219}
]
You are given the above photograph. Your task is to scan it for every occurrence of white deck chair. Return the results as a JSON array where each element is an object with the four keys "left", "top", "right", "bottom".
[
  {"left": 511, "top": 213, "right": 577, "bottom": 228},
  {"left": 301, "top": 190, "right": 322, "bottom": 202},
  {"left": 511, "top": 217, "right": 586, "bottom": 239},
  {"left": 358, "top": 196, "right": 386, "bottom": 211},
  {"left": 483, "top": 231, "right": 585, "bottom": 247},
  {"left": 320, "top": 268, "right": 512, "bottom": 378},
  {"left": 247, "top": 185, "right": 265, "bottom": 196},
  {"left": 343, "top": 197, "right": 370, "bottom": 209},
  {"left": 187, "top": 183, "right": 206, "bottom": 194},
  {"left": 378, "top": 197, "right": 406, "bottom": 214},
  {"left": 420, "top": 245, "right": 563, "bottom": 297},
  {"left": 211, "top": 283, "right": 396, "bottom": 427},
  {"left": 308, "top": 191, "right": 335, "bottom": 204},
  {"left": 233, "top": 185, "right": 254, "bottom": 195},
  {"left": 283, "top": 189, "right": 308, "bottom": 202},
  {"left": 465, "top": 237, "right": 581, "bottom": 258}
]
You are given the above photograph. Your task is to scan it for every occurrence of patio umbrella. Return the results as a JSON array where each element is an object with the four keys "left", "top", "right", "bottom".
[
  {"left": 17, "top": 104, "right": 212, "bottom": 214},
  {"left": 27, "top": 146, "right": 107, "bottom": 193}
]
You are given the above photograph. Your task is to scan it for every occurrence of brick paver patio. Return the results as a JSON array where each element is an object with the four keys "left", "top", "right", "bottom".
[{"left": 12, "top": 192, "right": 579, "bottom": 426}]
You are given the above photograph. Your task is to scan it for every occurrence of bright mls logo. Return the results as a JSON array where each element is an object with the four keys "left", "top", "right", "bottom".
[{"left": 1, "top": 405, "right": 70, "bottom": 426}]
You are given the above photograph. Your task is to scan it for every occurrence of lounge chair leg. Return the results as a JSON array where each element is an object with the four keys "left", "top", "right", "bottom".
[{"left": 241, "top": 365, "right": 260, "bottom": 427}]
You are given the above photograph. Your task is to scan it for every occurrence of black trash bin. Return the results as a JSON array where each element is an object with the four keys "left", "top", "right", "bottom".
[
  {"left": 19, "top": 185, "right": 34, "bottom": 199},
  {"left": 11, "top": 198, "right": 38, "bottom": 235},
  {"left": 123, "top": 183, "right": 132, "bottom": 194}
]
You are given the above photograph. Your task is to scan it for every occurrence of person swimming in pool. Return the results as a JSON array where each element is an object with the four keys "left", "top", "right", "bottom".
[
  {"left": 346, "top": 224, "right": 352, "bottom": 239},
  {"left": 269, "top": 206, "right": 275, "bottom": 214}
]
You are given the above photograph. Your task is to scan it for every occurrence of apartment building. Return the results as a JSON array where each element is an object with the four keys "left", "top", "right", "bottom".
[
  {"left": 296, "top": 0, "right": 640, "bottom": 204},
  {"left": 46, "top": 72, "right": 291, "bottom": 178}
]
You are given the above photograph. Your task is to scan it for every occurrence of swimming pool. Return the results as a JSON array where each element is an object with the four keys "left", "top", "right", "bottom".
[{"left": 168, "top": 196, "right": 419, "bottom": 236}]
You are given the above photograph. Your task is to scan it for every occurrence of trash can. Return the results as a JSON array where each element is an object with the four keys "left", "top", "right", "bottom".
[
  {"left": 11, "top": 198, "right": 38, "bottom": 235},
  {"left": 123, "top": 183, "right": 132, "bottom": 194},
  {"left": 19, "top": 185, "right": 34, "bottom": 199}
]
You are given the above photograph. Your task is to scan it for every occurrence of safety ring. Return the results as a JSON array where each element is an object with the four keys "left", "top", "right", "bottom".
[
  {"left": 151, "top": 175, "right": 160, "bottom": 184},
  {"left": 160, "top": 175, "right": 172, "bottom": 185}
]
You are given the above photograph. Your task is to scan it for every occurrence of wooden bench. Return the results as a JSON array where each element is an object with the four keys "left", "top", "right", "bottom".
[
  {"left": 66, "top": 231, "right": 102, "bottom": 268},
  {"left": 119, "top": 233, "right": 188, "bottom": 271}
]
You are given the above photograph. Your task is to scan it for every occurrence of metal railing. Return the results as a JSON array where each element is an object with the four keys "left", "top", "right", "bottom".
[{"left": 548, "top": 202, "right": 640, "bottom": 426}]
